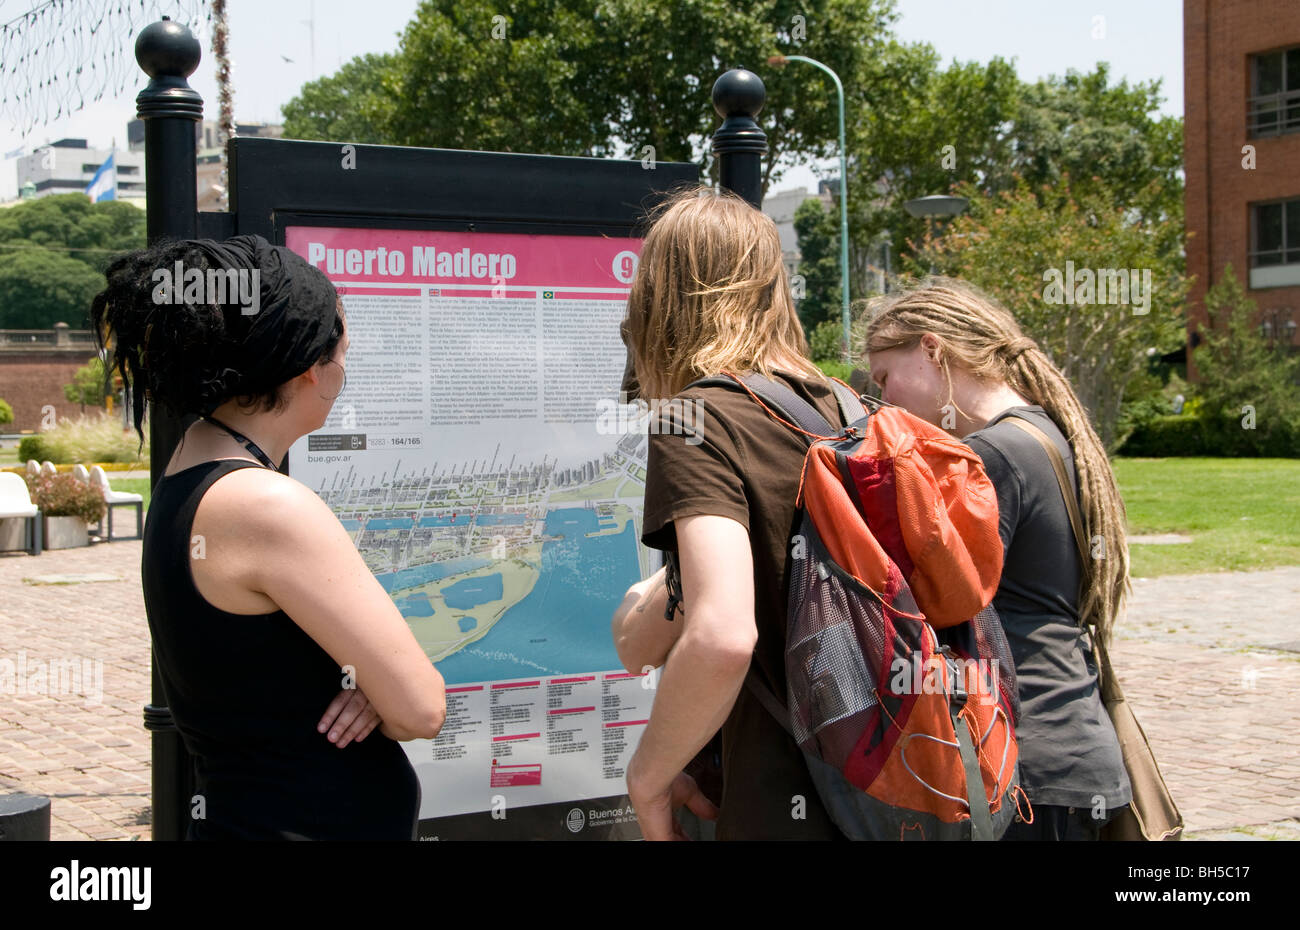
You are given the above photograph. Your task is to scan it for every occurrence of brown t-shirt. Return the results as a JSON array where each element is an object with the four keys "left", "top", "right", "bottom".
[{"left": 641, "top": 370, "right": 848, "bottom": 840}]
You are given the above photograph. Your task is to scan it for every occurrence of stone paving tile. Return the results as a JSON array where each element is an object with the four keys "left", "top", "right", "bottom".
[
  {"left": 1111, "top": 567, "right": 1300, "bottom": 841},
  {"left": 2, "top": 539, "right": 1299, "bottom": 840},
  {"left": 1, "top": 539, "right": 151, "bottom": 840}
]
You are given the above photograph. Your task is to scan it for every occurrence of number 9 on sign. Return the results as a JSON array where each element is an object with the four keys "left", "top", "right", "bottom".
[{"left": 612, "top": 250, "right": 638, "bottom": 284}]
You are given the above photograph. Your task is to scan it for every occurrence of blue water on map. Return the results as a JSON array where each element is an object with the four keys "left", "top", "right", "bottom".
[
  {"left": 457, "top": 617, "right": 477, "bottom": 633},
  {"left": 432, "top": 507, "right": 636, "bottom": 684},
  {"left": 375, "top": 555, "right": 493, "bottom": 595},
  {"left": 340, "top": 519, "right": 362, "bottom": 530},
  {"left": 367, "top": 517, "right": 413, "bottom": 530},
  {"left": 418, "top": 515, "right": 472, "bottom": 527},
  {"left": 443, "top": 573, "right": 503, "bottom": 609},
  {"left": 394, "top": 591, "right": 435, "bottom": 617}
]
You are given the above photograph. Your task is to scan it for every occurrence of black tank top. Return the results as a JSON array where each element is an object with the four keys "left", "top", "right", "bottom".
[{"left": 142, "top": 459, "right": 421, "bottom": 840}]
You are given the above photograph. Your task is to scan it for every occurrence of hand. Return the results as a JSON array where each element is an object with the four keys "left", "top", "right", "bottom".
[
  {"left": 628, "top": 769, "right": 719, "bottom": 841},
  {"left": 316, "top": 687, "right": 381, "bottom": 748}
]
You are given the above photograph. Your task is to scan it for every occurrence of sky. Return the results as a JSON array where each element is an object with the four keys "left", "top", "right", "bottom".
[{"left": 0, "top": 0, "right": 1184, "bottom": 201}]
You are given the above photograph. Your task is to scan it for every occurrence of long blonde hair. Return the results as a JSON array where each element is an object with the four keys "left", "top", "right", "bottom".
[
  {"left": 865, "top": 278, "right": 1129, "bottom": 646},
  {"left": 624, "top": 185, "right": 825, "bottom": 400}
]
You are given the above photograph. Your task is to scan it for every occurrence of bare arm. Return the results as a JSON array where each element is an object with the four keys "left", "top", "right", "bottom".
[
  {"left": 611, "top": 565, "right": 683, "bottom": 673},
  {"left": 242, "top": 477, "right": 446, "bottom": 741},
  {"left": 626, "top": 514, "right": 756, "bottom": 839}
]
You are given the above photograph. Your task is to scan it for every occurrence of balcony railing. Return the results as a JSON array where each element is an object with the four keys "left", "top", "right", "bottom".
[{"left": 0, "top": 328, "right": 98, "bottom": 349}]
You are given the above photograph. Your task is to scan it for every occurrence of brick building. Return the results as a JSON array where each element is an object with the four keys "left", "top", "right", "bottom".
[
  {"left": 1184, "top": 0, "right": 1300, "bottom": 360},
  {"left": 0, "top": 325, "right": 105, "bottom": 434}
]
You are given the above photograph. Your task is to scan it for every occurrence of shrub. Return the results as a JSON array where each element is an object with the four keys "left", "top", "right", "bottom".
[
  {"left": 809, "top": 319, "right": 847, "bottom": 362},
  {"left": 1118, "top": 414, "right": 1207, "bottom": 457},
  {"left": 815, "top": 360, "right": 854, "bottom": 384},
  {"left": 0, "top": 398, "right": 12, "bottom": 425},
  {"left": 1192, "top": 265, "right": 1300, "bottom": 455},
  {"left": 63, "top": 356, "right": 110, "bottom": 408},
  {"left": 1115, "top": 371, "right": 1192, "bottom": 450},
  {"left": 1118, "top": 411, "right": 1300, "bottom": 457},
  {"left": 1202, "top": 410, "right": 1300, "bottom": 458},
  {"left": 14, "top": 410, "right": 148, "bottom": 464},
  {"left": 25, "top": 472, "right": 107, "bottom": 523}
]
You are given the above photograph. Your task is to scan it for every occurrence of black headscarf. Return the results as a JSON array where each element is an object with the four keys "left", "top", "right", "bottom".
[{"left": 179, "top": 234, "right": 339, "bottom": 415}]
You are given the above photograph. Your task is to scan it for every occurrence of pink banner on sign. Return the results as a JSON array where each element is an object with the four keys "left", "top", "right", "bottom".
[
  {"left": 285, "top": 226, "right": 642, "bottom": 290},
  {"left": 490, "top": 764, "right": 543, "bottom": 788}
]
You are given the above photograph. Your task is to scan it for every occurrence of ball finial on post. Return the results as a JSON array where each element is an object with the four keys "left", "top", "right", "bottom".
[
  {"left": 710, "top": 69, "right": 768, "bottom": 209},
  {"left": 135, "top": 18, "right": 202, "bottom": 81},
  {"left": 135, "top": 18, "right": 203, "bottom": 120}
]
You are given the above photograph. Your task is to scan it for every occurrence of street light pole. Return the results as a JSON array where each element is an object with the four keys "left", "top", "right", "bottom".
[{"left": 770, "top": 54, "right": 850, "bottom": 363}]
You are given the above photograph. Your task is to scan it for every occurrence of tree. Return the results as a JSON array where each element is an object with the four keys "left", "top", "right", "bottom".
[
  {"left": 281, "top": 0, "right": 903, "bottom": 198},
  {"left": 918, "top": 176, "right": 1188, "bottom": 451},
  {"left": 0, "top": 194, "right": 145, "bottom": 274},
  {"left": 847, "top": 51, "right": 1021, "bottom": 269},
  {"left": 792, "top": 196, "right": 840, "bottom": 333},
  {"left": 847, "top": 62, "right": 1183, "bottom": 278},
  {"left": 0, "top": 249, "right": 105, "bottom": 330},
  {"left": 1192, "top": 265, "right": 1300, "bottom": 454},
  {"left": 64, "top": 357, "right": 110, "bottom": 410},
  {"left": 1001, "top": 65, "right": 1183, "bottom": 228},
  {"left": 0, "top": 194, "right": 145, "bottom": 330},
  {"left": 280, "top": 53, "right": 401, "bottom": 145},
  {"left": 0, "top": 398, "right": 13, "bottom": 425}
]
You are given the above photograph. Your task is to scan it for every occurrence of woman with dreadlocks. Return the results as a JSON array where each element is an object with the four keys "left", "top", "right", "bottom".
[{"left": 864, "top": 277, "right": 1132, "bottom": 841}]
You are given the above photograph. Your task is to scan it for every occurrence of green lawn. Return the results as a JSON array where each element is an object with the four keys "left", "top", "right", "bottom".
[
  {"left": 1115, "top": 458, "right": 1300, "bottom": 577},
  {"left": 109, "top": 478, "right": 152, "bottom": 514}
]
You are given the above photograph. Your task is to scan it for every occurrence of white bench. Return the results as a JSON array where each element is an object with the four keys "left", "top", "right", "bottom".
[
  {"left": 89, "top": 465, "right": 143, "bottom": 541},
  {"left": 0, "top": 472, "right": 42, "bottom": 555}
]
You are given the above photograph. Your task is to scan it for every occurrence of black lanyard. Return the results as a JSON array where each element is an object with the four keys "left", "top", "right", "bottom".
[{"left": 203, "top": 415, "right": 280, "bottom": 471}]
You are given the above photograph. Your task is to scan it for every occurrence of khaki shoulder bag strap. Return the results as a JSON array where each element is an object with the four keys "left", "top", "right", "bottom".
[
  {"left": 1002, "top": 416, "right": 1091, "bottom": 585},
  {"left": 1001, "top": 415, "right": 1112, "bottom": 674},
  {"left": 1000, "top": 413, "right": 1183, "bottom": 841}
]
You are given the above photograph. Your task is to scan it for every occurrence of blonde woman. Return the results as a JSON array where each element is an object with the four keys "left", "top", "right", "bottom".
[
  {"left": 864, "top": 278, "right": 1131, "bottom": 841},
  {"left": 610, "top": 186, "right": 855, "bottom": 840}
]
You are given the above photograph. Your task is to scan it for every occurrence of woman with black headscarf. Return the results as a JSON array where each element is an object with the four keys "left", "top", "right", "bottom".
[{"left": 93, "top": 235, "right": 445, "bottom": 840}]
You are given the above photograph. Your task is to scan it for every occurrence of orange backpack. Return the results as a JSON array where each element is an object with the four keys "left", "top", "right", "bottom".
[{"left": 687, "top": 372, "right": 1026, "bottom": 840}]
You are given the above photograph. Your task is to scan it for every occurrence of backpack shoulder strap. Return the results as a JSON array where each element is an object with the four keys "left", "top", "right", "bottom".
[
  {"left": 828, "top": 378, "right": 868, "bottom": 425},
  {"left": 685, "top": 372, "right": 844, "bottom": 735},
  {"left": 685, "top": 373, "right": 842, "bottom": 439},
  {"left": 744, "top": 673, "right": 796, "bottom": 739}
]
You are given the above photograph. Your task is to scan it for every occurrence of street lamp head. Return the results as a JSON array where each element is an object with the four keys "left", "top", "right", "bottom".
[{"left": 902, "top": 194, "right": 970, "bottom": 219}]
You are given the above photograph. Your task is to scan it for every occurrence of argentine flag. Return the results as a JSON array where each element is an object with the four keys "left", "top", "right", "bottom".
[{"left": 84, "top": 154, "right": 116, "bottom": 202}]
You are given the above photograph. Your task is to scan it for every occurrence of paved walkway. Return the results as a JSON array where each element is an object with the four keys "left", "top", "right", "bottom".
[{"left": 1, "top": 538, "right": 1298, "bottom": 840}]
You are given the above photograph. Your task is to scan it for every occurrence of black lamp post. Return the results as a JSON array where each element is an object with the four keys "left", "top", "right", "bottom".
[{"left": 135, "top": 16, "right": 203, "bottom": 843}]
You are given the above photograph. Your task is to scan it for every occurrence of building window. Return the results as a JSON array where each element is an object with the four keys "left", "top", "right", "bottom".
[
  {"left": 1249, "top": 46, "right": 1300, "bottom": 137},
  {"left": 1250, "top": 198, "right": 1300, "bottom": 288}
]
